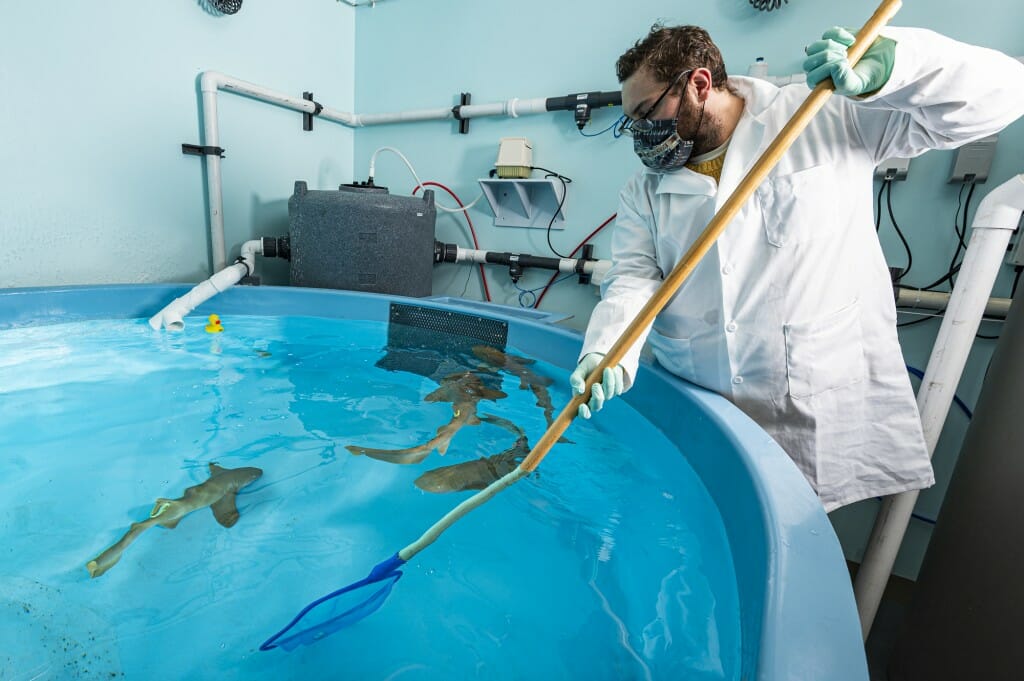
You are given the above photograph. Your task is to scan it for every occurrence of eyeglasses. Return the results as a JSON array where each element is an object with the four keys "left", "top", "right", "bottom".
[{"left": 618, "top": 69, "right": 693, "bottom": 136}]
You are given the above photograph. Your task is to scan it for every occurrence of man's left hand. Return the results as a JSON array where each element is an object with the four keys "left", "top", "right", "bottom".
[{"left": 803, "top": 26, "right": 896, "bottom": 97}]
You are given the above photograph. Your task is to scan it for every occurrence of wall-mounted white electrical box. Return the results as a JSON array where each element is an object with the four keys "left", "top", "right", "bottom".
[
  {"left": 478, "top": 178, "right": 566, "bottom": 229},
  {"left": 494, "top": 137, "right": 533, "bottom": 179},
  {"left": 874, "top": 157, "right": 911, "bottom": 181},
  {"left": 949, "top": 135, "right": 998, "bottom": 184}
]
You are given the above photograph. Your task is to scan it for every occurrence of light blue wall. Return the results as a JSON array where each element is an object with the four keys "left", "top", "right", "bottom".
[
  {"left": 1, "top": 0, "right": 1021, "bottom": 579},
  {"left": 353, "top": 0, "right": 1024, "bottom": 578},
  {"left": 0, "top": 0, "right": 356, "bottom": 288}
]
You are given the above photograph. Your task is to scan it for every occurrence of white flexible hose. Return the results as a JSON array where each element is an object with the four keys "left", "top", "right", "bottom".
[
  {"left": 398, "top": 467, "right": 528, "bottom": 560},
  {"left": 368, "top": 146, "right": 484, "bottom": 213}
]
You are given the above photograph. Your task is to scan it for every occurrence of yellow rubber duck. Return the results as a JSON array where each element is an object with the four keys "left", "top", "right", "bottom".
[{"left": 205, "top": 314, "right": 224, "bottom": 333}]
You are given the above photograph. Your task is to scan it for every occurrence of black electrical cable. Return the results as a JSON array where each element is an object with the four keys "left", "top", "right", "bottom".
[
  {"left": 946, "top": 180, "right": 970, "bottom": 274},
  {"left": 914, "top": 263, "right": 962, "bottom": 293},
  {"left": 896, "top": 181, "right": 1013, "bottom": 337},
  {"left": 953, "top": 182, "right": 976, "bottom": 262},
  {"left": 530, "top": 166, "right": 573, "bottom": 259},
  {"left": 904, "top": 183, "right": 972, "bottom": 293},
  {"left": 936, "top": 181, "right": 975, "bottom": 291},
  {"left": 578, "top": 115, "right": 626, "bottom": 138},
  {"left": 883, "top": 180, "right": 913, "bottom": 282},
  {"left": 875, "top": 180, "right": 885, "bottom": 233}
]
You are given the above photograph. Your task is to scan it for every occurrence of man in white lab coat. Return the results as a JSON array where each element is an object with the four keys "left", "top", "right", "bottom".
[{"left": 570, "top": 24, "right": 1024, "bottom": 510}]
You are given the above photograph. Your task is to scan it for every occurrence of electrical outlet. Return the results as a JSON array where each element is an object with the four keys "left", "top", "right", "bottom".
[
  {"left": 949, "top": 135, "right": 998, "bottom": 184},
  {"left": 874, "top": 157, "right": 911, "bottom": 181}
]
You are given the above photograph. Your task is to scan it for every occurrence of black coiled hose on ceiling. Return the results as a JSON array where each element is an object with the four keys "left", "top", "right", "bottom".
[
  {"left": 210, "top": 0, "right": 243, "bottom": 14},
  {"left": 749, "top": 0, "right": 788, "bottom": 10}
]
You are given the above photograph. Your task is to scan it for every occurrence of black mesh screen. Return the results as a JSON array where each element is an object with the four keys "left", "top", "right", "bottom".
[{"left": 377, "top": 303, "right": 509, "bottom": 382}]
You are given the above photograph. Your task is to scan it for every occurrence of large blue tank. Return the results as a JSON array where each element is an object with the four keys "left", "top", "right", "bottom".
[{"left": 0, "top": 284, "right": 867, "bottom": 680}]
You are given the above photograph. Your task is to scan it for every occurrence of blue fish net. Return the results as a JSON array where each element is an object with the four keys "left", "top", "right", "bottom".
[{"left": 260, "top": 553, "right": 405, "bottom": 651}]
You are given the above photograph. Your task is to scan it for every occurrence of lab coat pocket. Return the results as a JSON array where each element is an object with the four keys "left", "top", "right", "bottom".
[
  {"left": 648, "top": 331, "right": 698, "bottom": 384},
  {"left": 758, "top": 165, "right": 832, "bottom": 248},
  {"left": 784, "top": 300, "right": 866, "bottom": 400}
]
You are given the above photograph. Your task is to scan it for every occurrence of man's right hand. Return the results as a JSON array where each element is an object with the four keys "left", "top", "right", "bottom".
[{"left": 569, "top": 352, "right": 625, "bottom": 419}]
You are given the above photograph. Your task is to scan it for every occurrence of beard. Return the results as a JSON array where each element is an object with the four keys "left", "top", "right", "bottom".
[{"left": 676, "top": 101, "right": 727, "bottom": 158}]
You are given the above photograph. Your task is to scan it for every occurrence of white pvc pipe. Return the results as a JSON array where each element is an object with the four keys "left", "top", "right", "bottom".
[
  {"left": 149, "top": 239, "right": 264, "bottom": 331},
  {"left": 854, "top": 174, "right": 1024, "bottom": 639},
  {"left": 201, "top": 86, "right": 226, "bottom": 272},
  {"left": 196, "top": 71, "right": 584, "bottom": 275},
  {"left": 354, "top": 98, "right": 550, "bottom": 127},
  {"left": 896, "top": 287, "right": 1012, "bottom": 319},
  {"left": 201, "top": 72, "right": 357, "bottom": 127}
]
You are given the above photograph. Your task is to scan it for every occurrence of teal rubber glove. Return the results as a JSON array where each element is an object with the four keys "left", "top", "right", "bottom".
[
  {"left": 569, "top": 352, "right": 625, "bottom": 419},
  {"left": 803, "top": 26, "right": 896, "bottom": 97}
]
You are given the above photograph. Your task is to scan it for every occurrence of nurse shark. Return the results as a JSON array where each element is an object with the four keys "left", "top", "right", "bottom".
[
  {"left": 414, "top": 415, "right": 531, "bottom": 493},
  {"left": 472, "top": 345, "right": 572, "bottom": 444},
  {"left": 345, "top": 370, "right": 507, "bottom": 465},
  {"left": 472, "top": 345, "right": 557, "bottom": 426},
  {"left": 86, "top": 462, "right": 263, "bottom": 578}
]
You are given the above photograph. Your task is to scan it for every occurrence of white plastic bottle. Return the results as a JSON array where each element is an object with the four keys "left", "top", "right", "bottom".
[{"left": 747, "top": 57, "right": 768, "bottom": 79}]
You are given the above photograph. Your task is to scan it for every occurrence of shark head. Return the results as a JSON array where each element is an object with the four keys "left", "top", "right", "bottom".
[
  {"left": 208, "top": 462, "right": 263, "bottom": 489},
  {"left": 425, "top": 371, "right": 507, "bottom": 406}
]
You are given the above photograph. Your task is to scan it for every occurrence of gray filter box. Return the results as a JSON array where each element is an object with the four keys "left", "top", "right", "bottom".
[{"left": 288, "top": 181, "right": 437, "bottom": 297}]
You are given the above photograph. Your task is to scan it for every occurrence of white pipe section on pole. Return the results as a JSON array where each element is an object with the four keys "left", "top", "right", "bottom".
[
  {"left": 353, "top": 98, "right": 550, "bottom": 127},
  {"left": 854, "top": 174, "right": 1024, "bottom": 639},
  {"left": 453, "top": 246, "right": 612, "bottom": 283},
  {"left": 148, "top": 239, "right": 264, "bottom": 331},
  {"left": 895, "top": 287, "right": 1012, "bottom": 319}
]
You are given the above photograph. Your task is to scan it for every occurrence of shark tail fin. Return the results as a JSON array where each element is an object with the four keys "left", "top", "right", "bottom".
[{"left": 211, "top": 491, "right": 241, "bottom": 528}]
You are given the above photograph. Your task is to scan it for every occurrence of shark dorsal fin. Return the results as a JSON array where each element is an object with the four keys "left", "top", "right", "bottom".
[{"left": 208, "top": 462, "right": 227, "bottom": 476}]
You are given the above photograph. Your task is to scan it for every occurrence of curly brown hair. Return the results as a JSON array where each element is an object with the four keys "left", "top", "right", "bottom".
[{"left": 616, "top": 24, "right": 729, "bottom": 90}]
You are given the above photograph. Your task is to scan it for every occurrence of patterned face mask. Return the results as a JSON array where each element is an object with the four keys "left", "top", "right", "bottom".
[
  {"left": 631, "top": 120, "right": 695, "bottom": 171},
  {"left": 620, "top": 69, "right": 704, "bottom": 172}
]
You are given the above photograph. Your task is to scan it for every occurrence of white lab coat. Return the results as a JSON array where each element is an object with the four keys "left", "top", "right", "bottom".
[{"left": 581, "top": 28, "right": 1024, "bottom": 510}]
